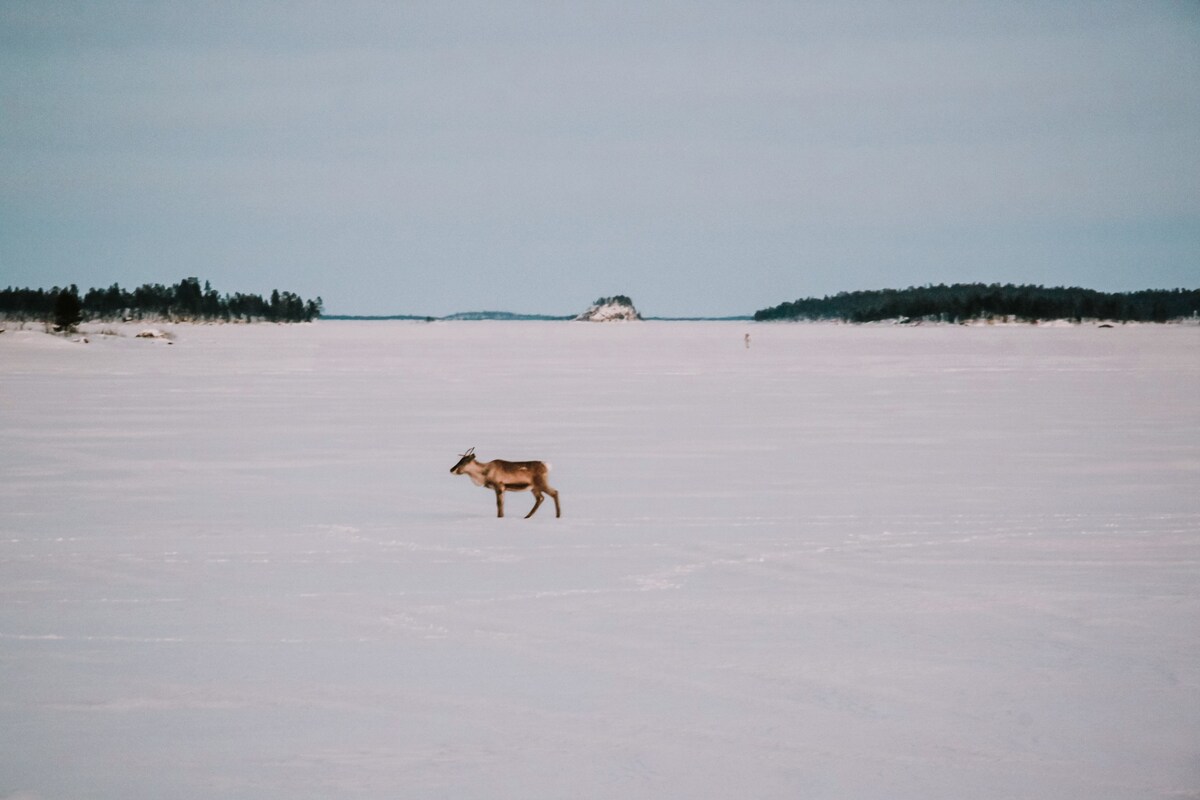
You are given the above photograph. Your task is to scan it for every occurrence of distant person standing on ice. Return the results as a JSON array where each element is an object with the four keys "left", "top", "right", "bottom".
[{"left": 744, "top": 333, "right": 751, "bottom": 349}]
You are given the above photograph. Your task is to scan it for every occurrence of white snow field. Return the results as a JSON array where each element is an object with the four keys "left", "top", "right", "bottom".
[{"left": 1, "top": 320, "right": 1198, "bottom": 799}]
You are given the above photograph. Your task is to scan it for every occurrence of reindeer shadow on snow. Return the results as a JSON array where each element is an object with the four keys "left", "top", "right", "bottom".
[{"left": 449, "top": 447, "right": 561, "bottom": 518}]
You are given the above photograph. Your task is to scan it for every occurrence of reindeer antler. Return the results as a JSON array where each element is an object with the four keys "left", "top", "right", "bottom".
[{"left": 460, "top": 446, "right": 475, "bottom": 458}]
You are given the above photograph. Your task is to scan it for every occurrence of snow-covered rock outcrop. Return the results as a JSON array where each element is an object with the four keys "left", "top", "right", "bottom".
[{"left": 574, "top": 295, "right": 642, "bottom": 322}]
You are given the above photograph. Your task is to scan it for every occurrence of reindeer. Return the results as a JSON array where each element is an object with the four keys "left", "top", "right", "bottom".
[{"left": 449, "top": 447, "right": 561, "bottom": 518}]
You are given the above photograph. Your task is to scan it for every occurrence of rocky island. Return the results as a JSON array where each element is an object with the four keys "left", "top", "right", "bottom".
[{"left": 574, "top": 295, "right": 642, "bottom": 322}]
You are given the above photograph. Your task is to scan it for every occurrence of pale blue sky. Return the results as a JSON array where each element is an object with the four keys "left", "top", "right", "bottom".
[{"left": 2, "top": 1, "right": 1198, "bottom": 316}]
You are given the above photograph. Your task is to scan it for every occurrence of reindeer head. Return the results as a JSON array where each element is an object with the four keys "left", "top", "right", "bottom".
[{"left": 450, "top": 447, "right": 476, "bottom": 474}]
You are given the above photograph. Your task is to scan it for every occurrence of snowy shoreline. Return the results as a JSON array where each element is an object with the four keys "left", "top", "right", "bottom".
[{"left": 1, "top": 314, "right": 1196, "bottom": 347}]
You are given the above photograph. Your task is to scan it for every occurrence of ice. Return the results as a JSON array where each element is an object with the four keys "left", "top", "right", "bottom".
[{"left": 1, "top": 321, "right": 1198, "bottom": 799}]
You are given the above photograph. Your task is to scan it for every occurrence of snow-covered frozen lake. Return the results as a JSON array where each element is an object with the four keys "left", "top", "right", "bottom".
[{"left": 2, "top": 320, "right": 1198, "bottom": 799}]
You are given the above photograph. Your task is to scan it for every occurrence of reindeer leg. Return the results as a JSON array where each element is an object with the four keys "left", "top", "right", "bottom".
[
  {"left": 526, "top": 489, "right": 544, "bottom": 518},
  {"left": 548, "top": 487, "right": 561, "bottom": 518},
  {"left": 494, "top": 487, "right": 505, "bottom": 517}
]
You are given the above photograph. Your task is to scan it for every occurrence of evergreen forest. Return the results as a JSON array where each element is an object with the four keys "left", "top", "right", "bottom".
[
  {"left": 754, "top": 284, "right": 1200, "bottom": 323},
  {"left": 0, "top": 278, "right": 322, "bottom": 326}
]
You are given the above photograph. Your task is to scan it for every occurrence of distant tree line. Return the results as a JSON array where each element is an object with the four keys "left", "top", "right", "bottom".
[
  {"left": 754, "top": 284, "right": 1200, "bottom": 323},
  {"left": 0, "top": 278, "right": 323, "bottom": 327}
]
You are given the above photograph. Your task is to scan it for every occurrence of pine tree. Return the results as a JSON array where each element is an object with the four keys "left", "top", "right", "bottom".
[{"left": 52, "top": 285, "right": 83, "bottom": 331}]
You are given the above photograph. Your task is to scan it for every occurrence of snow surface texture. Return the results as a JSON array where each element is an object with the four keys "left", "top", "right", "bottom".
[{"left": 2, "top": 321, "right": 1198, "bottom": 800}]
